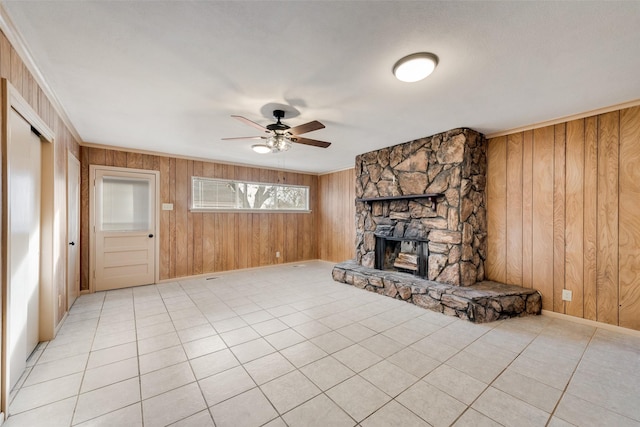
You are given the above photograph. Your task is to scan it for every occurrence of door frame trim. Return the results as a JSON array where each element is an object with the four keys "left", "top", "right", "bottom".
[
  {"left": 66, "top": 151, "right": 80, "bottom": 310},
  {"left": 0, "top": 79, "right": 55, "bottom": 417},
  {"left": 89, "top": 165, "right": 160, "bottom": 293}
]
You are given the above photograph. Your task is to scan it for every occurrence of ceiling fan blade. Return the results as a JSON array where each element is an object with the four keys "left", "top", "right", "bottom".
[
  {"left": 292, "top": 137, "right": 331, "bottom": 148},
  {"left": 231, "top": 115, "right": 269, "bottom": 132},
  {"left": 221, "top": 136, "right": 265, "bottom": 141},
  {"left": 288, "top": 120, "right": 325, "bottom": 136}
]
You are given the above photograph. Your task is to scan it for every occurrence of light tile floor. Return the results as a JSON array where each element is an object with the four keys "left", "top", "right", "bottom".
[{"left": 6, "top": 261, "right": 640, "bottom": 426}]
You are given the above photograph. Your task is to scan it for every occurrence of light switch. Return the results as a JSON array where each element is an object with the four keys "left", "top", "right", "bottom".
[{"left": 162, "top": 203, "right": 174, "bottom": 211}]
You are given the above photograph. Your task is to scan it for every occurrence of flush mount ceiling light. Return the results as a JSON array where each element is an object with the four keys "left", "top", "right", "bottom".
[{"left": 393, "top": 52, "right": 438, "bottom": 82}]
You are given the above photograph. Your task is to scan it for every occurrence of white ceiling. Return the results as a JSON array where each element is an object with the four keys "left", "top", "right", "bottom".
[{"left": 2, "top": 1, "right": 640, "bottom": 174}]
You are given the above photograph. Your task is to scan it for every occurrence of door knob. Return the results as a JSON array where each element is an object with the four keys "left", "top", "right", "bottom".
[
  {"left": 148, "top": 234, "right": 154, "bottom": 238},
  {"left": 69, "top": 242, "right": 75, "bottom": 246}
]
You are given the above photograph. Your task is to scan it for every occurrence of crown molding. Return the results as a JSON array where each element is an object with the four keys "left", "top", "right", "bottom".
[
  {"left": 319, "top": 165, "right": 355, "bottom": 176},
  {"left": 486, "top": 98, "right": 640, "bottom": 139},
  {"left": 0, "top": 3, "right": 82, "bottom": 143},
  {"left": 80, "top": 141, "right": 322, "bottom": 176}
]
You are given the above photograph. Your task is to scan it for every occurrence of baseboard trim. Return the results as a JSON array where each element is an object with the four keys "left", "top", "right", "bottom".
[
  {"left": 541, "top": 310, "right": 640, "bottom": 337},
  {"left": 155, "top": 259, "right": 335, "bottom": 284}
]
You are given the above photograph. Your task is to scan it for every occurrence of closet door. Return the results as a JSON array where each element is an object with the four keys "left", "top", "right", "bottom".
[{"left": 7, "top": 108, "right": 41, "bottom": 390}]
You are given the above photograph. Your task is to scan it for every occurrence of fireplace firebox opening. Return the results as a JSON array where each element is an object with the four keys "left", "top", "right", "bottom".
[{"left": 375, "top": 235, "right": 428, "bottom": 278}]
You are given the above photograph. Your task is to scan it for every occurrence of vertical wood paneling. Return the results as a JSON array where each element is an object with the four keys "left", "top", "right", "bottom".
[
  {"left": 553, "top": 123, "right": 566, "bottom": 313},
  {"left": 348, "top": 168, "right": 356, "bottom": 255},
  {"left": 236, "top": 213, "right": 250, "bottom": 269},
  {"left": 22, "top": 71, "right": 35, "bottom": 110},
  {"left": 486, "top": 137, "right": 507, "bottom": 283},
  {"left": 303, "top": 173, "right": 317, "bottom": 260},
  {"left": 192, "top": 161, "right": 203, "bottom": 275},
  {"left": 596, "top": 111, "right": 619, "bottom": 325},
  {"left": 251, "top": 213, "right": 262, "bottom": 265},
  {"left": 80, "top": 151, "right": 321, "bottom": 280},
  {"left": 0, "top": 32, "right": 11, "bottom": 77},
  {"left": 202, "top": 213, "right": 215, "bottom": 273},
  {"left": 169, "top": 158, "right": 176, "bottom": 278},
  {"left": 126, "top": 152, "right": 144, "bottom": 169},
  {"left": 174, "top": 159, "right": 188, "bottom": 277},
  {"left": 89, "top": 148, "right": 106, "bottom": 165},
  {"left": 521, "top": 130, "right": 534, "bottom": 289},
  {"left": 619, "top": 106, "right": 640, "bottom": 330},
  {"left": 235, "top": 166, "right": 250, "bottom": 269},
  {"left": 565, "top": 119, "right": 585, "bottom": 317},
  {"left": 227, "top": 213, "right": 237, "bottom": 270},
  {"left": 532, "top": 126, "right": 555, "bottom": 310},
  {"left": 112, "top": 150, "right": 127, "bottom": 168},
  {"left": 143, "top": 154, "right": 155, "bottom": 171},
  {"left": 488, "top": 106, "right": 640, "bottom": 330},
  {"left": 37, "top": 88, "right": 50, "bottom": 131},
  {"left": 10, "top": 47, "right": 23, "bottom": 92},
  {"left": 1, "top": 39, "right": 81, "bottom": 329},
  {"left": 186, "top": 160, "right": 194, "bottom": 275},
  {"left": 275, "top": 213, "right": 284, "bottom": 264},
  {"left": 259, "top": 214, "right": 270, "bottom": 266},
  {"left": 322, "top": 172, "right": 332, "bottom": 261},
  {"left": 104, "top": 149, "right": 114, "bottom": 166},
  {"left": 583, "top": 116, "right": 598, "bottom": 320},
  {"left": 223, "top": 165, "right": 236, "bottom": 271},
  {"left": 159, "top": 157, "right": 171, "bottom": 280},
  {"left": 201, "top": 163, "right": 214, "bottom": 271},
  {"left": 506, "top": 134, "right": 523, "bottom": 285}
]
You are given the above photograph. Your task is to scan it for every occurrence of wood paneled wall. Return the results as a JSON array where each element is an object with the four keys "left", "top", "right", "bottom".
[
  {"left": 486, "top": 106, "right": 640, "bottom": 330},
  {"left": 317, "top": 168, "right": 356, "bottom": 262},
  {"left": 80, "top": 147, "right": 319, "bottom": 289},
  {"left": 0, "top": 30, "right": 81, "bottom": 327}
]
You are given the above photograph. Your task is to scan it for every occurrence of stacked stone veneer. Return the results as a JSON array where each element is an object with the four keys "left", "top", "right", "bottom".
[
  {"left": 333, "top": 260, "right": 542, "bottom": 322},
  {"left": 355, "top": 128, "right": 487, "bottom": 286}
]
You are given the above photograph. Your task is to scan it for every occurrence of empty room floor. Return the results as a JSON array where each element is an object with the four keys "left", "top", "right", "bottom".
[{"left": 5, "top": 261, "right": 640, "bottom": 427}]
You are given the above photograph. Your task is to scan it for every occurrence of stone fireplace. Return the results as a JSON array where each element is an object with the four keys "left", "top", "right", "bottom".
[
  {"left": 355, "top": 128, "right": 487, "bottom": 286},
  {"left": 333, "top": 127, "right": 541, "bottom": 323}
]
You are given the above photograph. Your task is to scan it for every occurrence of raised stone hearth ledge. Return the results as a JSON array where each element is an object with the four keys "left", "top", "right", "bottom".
[{"left": 332, "top": 260, "right": 541, "bottom": 323}]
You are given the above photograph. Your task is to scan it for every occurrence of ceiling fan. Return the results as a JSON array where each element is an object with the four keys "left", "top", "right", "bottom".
[{"left": 222, "top": 109, "right": 331, "bottom": 153}]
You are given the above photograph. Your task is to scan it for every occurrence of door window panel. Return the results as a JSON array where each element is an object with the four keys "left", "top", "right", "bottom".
[{"left": 101, "top": 177, "right": 150, "bottom": 231}]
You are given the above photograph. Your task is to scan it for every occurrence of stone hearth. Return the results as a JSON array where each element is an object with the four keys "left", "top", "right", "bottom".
[{"left": 333, "top": 260, "right": 541, "bottom": 323}]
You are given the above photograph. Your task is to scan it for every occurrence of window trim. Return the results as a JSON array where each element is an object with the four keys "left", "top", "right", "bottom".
[{"left": 190, "top": 176, "right": 311, "bottom": 213}]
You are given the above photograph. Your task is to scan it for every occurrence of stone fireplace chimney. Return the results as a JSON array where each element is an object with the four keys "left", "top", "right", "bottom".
[{"left": 355, "top": 128, "right": 487, "bottom": 286}]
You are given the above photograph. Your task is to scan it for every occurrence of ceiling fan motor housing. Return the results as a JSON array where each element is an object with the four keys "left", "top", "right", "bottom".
[{"left": 266, "top": 109, "right": 290, "bottom": 132}]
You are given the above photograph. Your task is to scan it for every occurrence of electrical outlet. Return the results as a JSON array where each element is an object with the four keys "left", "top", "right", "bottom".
[
  {"left": 276, "top": 251, "right": 280, "bottom": 258},
  {"left": 162, "top": 203, "right": 174, "bottom": 211},
  {"left": 562, "top": 289, "right": 572, "bottom": 302}
]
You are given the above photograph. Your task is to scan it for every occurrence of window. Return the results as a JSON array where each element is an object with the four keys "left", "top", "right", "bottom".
[{"left": 191, "top": 177, "right": 310, "bottom": 212}]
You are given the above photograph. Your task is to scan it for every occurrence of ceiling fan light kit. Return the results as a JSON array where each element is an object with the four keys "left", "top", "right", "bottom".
[
  {"left": 251, "top": 144, "right": 272, "bottom": 154},
  {"left": 223, "top": 109, "right": 331, "bottom": 154},
  {"left": 393, "top": 52, "right": 438, "bottom": 82}
]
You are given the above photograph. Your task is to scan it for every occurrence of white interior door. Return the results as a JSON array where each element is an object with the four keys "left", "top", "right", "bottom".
[
  {"left": 92, "top": 168, "right": 157, "bottom": 291},
  {"left": 7, "top": 108, "right": 41, "bottom": 390},
  {"left": 67, "top": 153, "right": 80, "bottom": 308}
]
